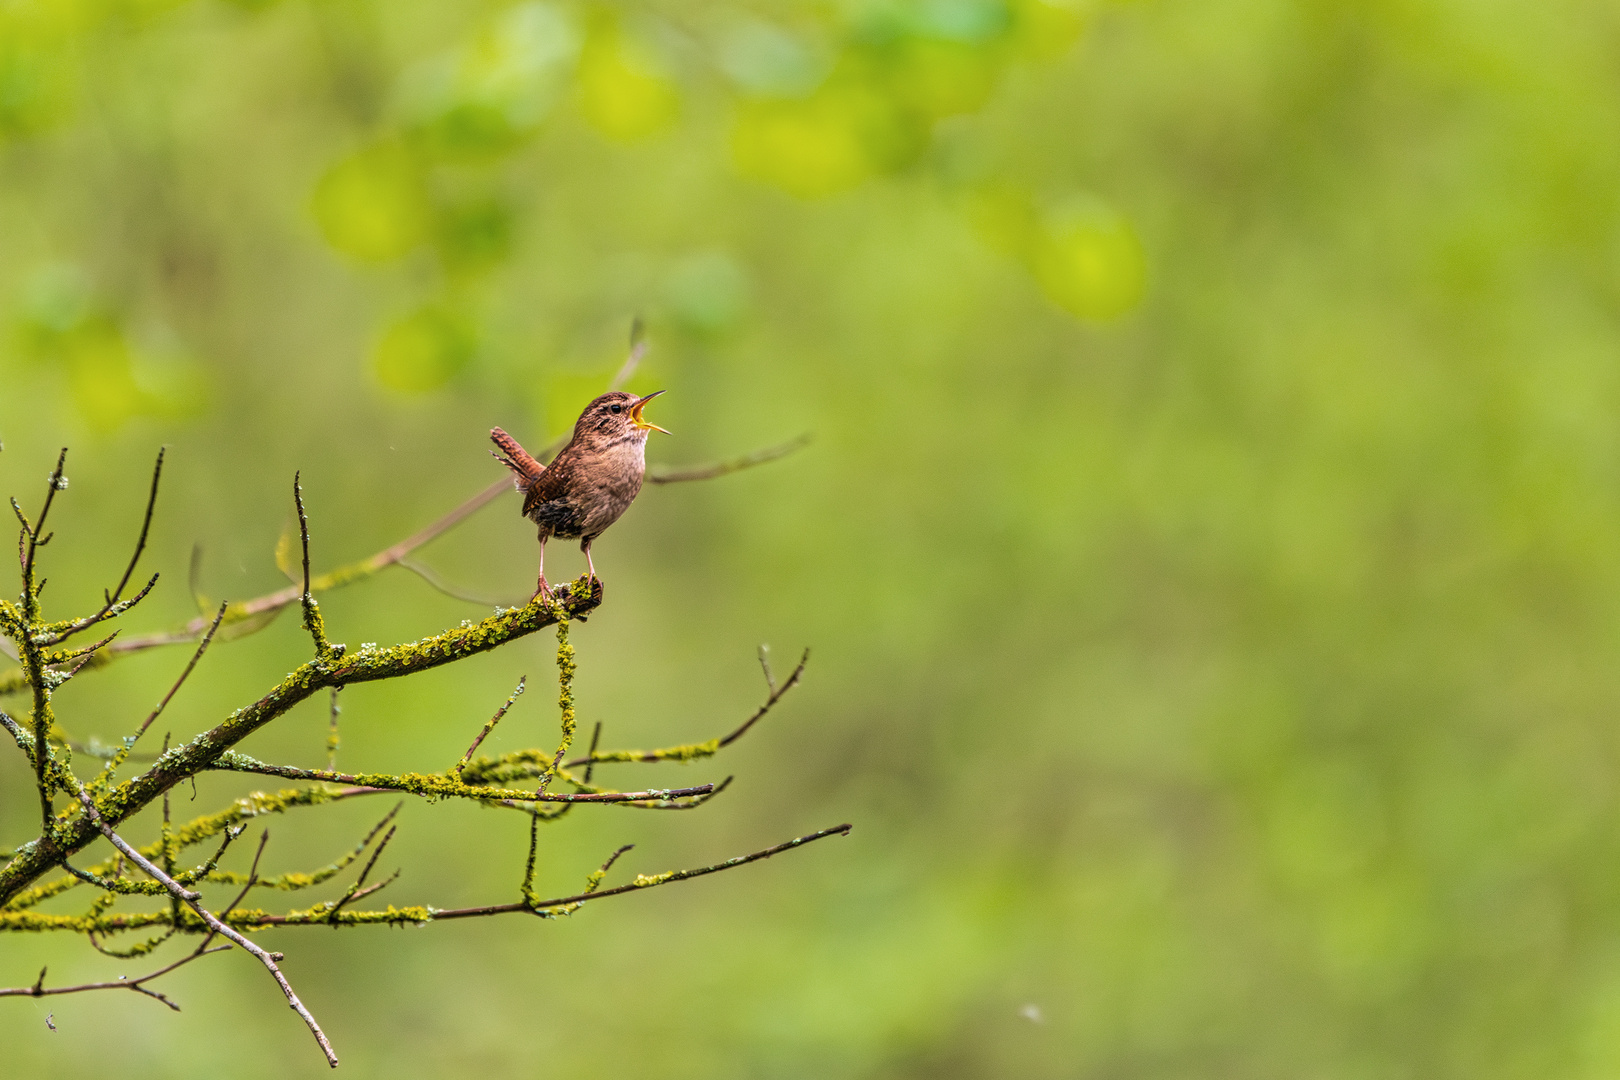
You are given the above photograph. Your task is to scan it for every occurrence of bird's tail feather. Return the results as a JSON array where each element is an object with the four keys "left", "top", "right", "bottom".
[{"left": 490, "top": 427, "right": 545, "bottom": 487}]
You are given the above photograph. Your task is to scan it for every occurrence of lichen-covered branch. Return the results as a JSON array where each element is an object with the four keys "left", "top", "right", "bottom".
[
  {"left": 0, "top": 442, "right": 841, "bottom": 1065},
  {"left": 0, "top": 579, "right": 602, "bottom": 906},
  {"left": 1, "top": 824, "right": 852, "bottom": 935}
]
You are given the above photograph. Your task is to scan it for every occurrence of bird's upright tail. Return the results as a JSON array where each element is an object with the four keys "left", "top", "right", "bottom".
[{"left": 490, "top": 427, "right": 546, "bottom": 487}]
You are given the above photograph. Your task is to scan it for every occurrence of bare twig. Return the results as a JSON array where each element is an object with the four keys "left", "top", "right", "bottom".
[
  {"left": 609, "top": 317, "right": 648, "bottom": 391},
  {"left": 436, "top": 824, "right": 852, "bottom": 921},
  {"left": 20, "top": 449, "right": 68, "bottom": 584},
  {"left": 104, "top": 449, "right": 164, "bottom": 610},
  {"left": 4, "top": 825, "right": 848, "bottom": 935},
  {"left": 48, "top": 449, "right": 165, "bottom": 645},
  {"left": 759, "top": 643, "right": 776, "bottom": 694},
  {"left": 72, "top": 789, "right": 339, "bottom": 1067},
  {"left": 720, "top": 647, "right": 808, "bottom": 749},
  {"left": 397, "top": 557, "right": 522, "bottom": 607},
  {"left": 456, "top": 678, "right": 526, "bottom": 777},
  {"left": 202, "top": 830, "right": 269, "bottom": 954},
  {"left": 561, "top": 648, "right": 808, "bottom": 768},
  {"left": 0, "top": 946, "right": 233, "bottom": 1010},
  {"left": 647, "top": 434, "right": 811, "bottom": 485},
  {"left": 326, "top": 689, "right": 341, "bottom": 772},
  {"left": 96, "top": 601, "right": 229, "bottom": 786},
  {"left": 584, "top": 722, "right": 602, "bottom": 785},
  {"left": 326, "top": 825, "right": 397, "bottom": 922}
]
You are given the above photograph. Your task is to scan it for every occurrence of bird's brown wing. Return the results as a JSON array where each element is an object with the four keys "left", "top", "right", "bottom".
[{"left": 521, "top": 448, "right": 576, "bottom": 520}]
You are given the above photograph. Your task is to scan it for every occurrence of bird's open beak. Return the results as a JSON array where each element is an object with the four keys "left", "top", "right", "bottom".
[{"left": 630, "top": 391, "right": 670, "bottom": 434}]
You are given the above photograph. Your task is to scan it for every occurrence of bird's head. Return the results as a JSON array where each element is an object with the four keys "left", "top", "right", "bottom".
[{"left": 574, "top": 390, "right": 670, "bottom": 444}]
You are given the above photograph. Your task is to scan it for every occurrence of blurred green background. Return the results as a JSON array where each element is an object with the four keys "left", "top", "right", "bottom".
[{"left": 6, "top": 0, "right": 1620, "bottom": 1076}]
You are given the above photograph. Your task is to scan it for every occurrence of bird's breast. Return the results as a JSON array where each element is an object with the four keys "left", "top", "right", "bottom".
[{"left": 575, "top": 439, "right": 647, "bottom": 535}]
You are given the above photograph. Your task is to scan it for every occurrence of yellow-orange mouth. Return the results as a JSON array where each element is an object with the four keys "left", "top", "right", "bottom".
[{"left": 630, "top": 391, "right": 670, "bottom": 434}]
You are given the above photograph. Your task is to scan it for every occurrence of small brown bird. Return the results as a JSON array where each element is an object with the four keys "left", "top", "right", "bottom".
[{"left": 490, "top": 390, "right": 669, "bottom": 601}]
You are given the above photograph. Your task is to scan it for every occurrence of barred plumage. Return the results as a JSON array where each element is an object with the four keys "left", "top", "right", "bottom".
[{"left": 490, "top": 390, "right": 668, "bottom": 600}]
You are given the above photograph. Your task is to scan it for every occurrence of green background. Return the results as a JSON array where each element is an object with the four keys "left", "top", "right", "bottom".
[{"left": 6, "top": 0, "right": 1620, "bottom": 1076}]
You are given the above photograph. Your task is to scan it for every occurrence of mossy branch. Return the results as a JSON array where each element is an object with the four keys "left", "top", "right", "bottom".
[
  {"left": 0, "top": 578, "right": 603, "bottom": 907},
  {"left": 0, "top": 442, "right": 840, "bottom": 1064}
]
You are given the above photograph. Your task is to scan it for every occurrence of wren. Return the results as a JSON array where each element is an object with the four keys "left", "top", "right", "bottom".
[{"left": 490, "top": 390, "right": 669, "bottom": 601}]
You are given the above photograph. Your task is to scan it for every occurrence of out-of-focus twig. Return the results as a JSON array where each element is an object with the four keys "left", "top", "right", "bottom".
[{"left": 648, "top": 434, "right": 812, "bottom": 485}]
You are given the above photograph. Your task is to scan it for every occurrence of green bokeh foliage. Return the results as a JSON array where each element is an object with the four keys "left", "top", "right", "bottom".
[{"left": 4, "top": 0, "right": 1620, "bottom": 1077}]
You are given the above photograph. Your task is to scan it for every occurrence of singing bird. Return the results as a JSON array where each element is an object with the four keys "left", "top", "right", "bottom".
[{"left": 490, "top": 390, "right": 669, "bottom": 601}]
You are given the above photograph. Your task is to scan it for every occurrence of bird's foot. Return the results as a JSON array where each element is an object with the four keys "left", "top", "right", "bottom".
[{"left": 532, "top": 578, "right": 554, "bottom": 605}]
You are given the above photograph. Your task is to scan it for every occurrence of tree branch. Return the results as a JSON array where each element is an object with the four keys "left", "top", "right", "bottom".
[
  {"left": 71, "top": 789, "right": 339, "bottom": 1067},
  {"left": 0, "top": 580, "right": 602, "bottom": 907},
  {"left": 0, "top": 946, "right": 232, "bottom": 1010},
  {"left": 434, "top": 824, "right": 852, "bottom": 921}
]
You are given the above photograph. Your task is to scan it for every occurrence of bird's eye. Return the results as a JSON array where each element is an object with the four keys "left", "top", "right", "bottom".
[{"left": 609, "top": 404, "right": 622, "bottom": 414}]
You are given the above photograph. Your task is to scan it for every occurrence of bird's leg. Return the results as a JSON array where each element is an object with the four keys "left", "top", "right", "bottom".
[
  {"left": 533, "top": 534, "right": 552, "bottom": 602},
  {"left": 582, "top": 539, "right": 598, "bottom": 586}
]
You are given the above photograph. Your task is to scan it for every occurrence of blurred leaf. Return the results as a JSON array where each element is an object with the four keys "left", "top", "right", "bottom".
[
  {"left": 718, "top": 20, "right": 828, "bottom": 97},
  {"left": 664, "top": 251, "right": 752, "bottom": 337},
  {"left": 13, "top": 264, "right": 204, "bottom": 430},
  {"left": 962, "top": 182, "right": 1041, "bottom": 259},
  {"left": 731, "top": 76, "right": 923, "bottom": 198},
  {"left": 879, "top": 36, "right": 1003, "bottom": 119},
  {"left": 0, "top": 28, "right": 74, "bottom": 141},
  {"left": 1006, "top": 0, "right": 1087, "bottom": 60},
  {"left": 371, "top": 304, "right": 476, "bottom": 392},
  {"left": 274, "top": 519, "right": 299, "bottom": 581},
  {"left": 1030, "top": 195, "right": 1146, "bottom": 321},
  {"left": 312, "top": 141, "right": 431, "bottom": 262},
  {"left": 436, "top": 196, "right": 515, "bottom": 276},
  {"left": 398, "top": 1, "right": 578, "bottom": 161},
  {"left": 576, "top": 9, "right": 679, "bottom": 142}
]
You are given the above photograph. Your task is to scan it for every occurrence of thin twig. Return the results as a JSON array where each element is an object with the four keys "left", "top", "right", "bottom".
[
  {"left": 326, "top": 825, "right": 397, "bottom": 921},
  {"left": 97, "top": 601, "right": 229, "bottom": 785},
  {"left": 608, "top": 317, "right": 648, "bottom": 391},
  {"left": 326, "top": 689, "right": 341, "bottom": 772},
  {"left": 721, "top": 648, "right": 808, "bottom": 749},
  {"left": 456, "top": 678, "right": 526, "bottom": 777},
  {"left": 759, "top": 643, "right": 776, "bottom": 695},
  {"left": 213, "top": 832, "right": 269, "bottom": 931},
  {"left": 293, "top": 474, "right": 330, "bottom": 659},
  {"left": 0, "top": 945, "right": 233, "bottom": 1009},
  {"left": 72, "top": 789, "right": 339, "bottom": 1067},
  {"left": 50, "top": 449, "right": 165, "bottom": 644},
  {"left": 397, "top": 557, "right": 523, "bottom": 607},
  {"left": 436, "top": 824, "right": 852, "bottom": 921},
  {"left": 105, "top": 450, "right": 164, "bottom": 609},
  {"left": 2, "top": 821, "right": 848, "bottom": 936},
  {"left": 20, "top": 449, "right": 68, "bottom": 584},
  {"left": 539, "top": 620, "right": 575, "bottom": 792},
  {"left": 584, "top": 722, "right": 602, "bottom": 786},
  {"left": 647, "top": 434, "right": 811, "bottom": 485},
  {"left": 561, "top": 649, "right": 808, "bottom": 768}
]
